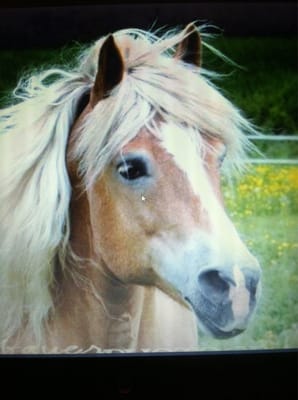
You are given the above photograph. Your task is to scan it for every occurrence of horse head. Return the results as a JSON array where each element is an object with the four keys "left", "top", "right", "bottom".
[{"left": 68, "top": 24, "right": 261, "bottom": 340}]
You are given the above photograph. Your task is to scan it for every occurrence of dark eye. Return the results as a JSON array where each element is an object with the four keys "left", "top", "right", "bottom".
[{"left": 117, "top": 158, "right": 149, "bottom": 181}]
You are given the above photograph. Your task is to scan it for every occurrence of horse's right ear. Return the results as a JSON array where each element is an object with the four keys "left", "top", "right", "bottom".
[
  {"left": 91, "top": 34, "right": 124, "bottom": 106},
  {"left": 175, "top": 23, "right": 202, "bottom": 67}
]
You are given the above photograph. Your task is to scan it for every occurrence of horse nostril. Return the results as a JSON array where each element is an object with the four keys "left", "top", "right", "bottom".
[
  {"left": 242, "top": 268, "right": 261, "bottom": 296},
  {"left": 198, "top": 269, "right": 233, "bottom": 300},
  {"left": 198, "top": 267, "right": 261, "bottom": 301}
]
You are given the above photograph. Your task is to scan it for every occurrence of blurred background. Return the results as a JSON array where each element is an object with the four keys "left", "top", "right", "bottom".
[{"left": 0, "top": 2, "right": 297, "bottom": 351}]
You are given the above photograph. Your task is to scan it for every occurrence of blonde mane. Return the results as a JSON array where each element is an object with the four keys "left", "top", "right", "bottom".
[{"left": 0, "top": 25, "right": 258, "bottom": 349}]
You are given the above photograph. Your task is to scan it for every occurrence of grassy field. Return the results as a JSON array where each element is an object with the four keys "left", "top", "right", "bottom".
[
  {"left": 206, "top": 37, "right": 298, "bottom": 135},
  {"left": 206, "top": 36, "right": 298, "bottom": 159},
  {"left": 199, "top": 165, "right": 298, "bottom": 351}
]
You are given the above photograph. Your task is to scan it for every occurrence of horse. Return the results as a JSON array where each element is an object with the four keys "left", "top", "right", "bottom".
[{"left": 0, "top": 23, "right": 261, "bottom": 353}]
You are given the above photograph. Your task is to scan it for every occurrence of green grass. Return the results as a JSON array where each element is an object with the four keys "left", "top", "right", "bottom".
[
  {"left": 204, "top": 36, "right": 298, "bottom": 136},
  {"left": 209, "top": 37, "right": 298, "bottom": 159}
]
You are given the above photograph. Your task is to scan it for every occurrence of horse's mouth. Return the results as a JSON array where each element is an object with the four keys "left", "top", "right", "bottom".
[
  {"left": 184, "top": 296, "right": 246, "bottom": 339},
  {"left": 196, "top": 312, "right": 245, "bottom": 339}
]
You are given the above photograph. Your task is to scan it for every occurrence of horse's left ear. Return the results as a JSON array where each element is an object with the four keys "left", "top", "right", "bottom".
[
  {"left": 91, "top": 34, "right": 124, "bottom": 106},
  {"left": 175, "top": 23, "right": 202, "bottom": 67}
]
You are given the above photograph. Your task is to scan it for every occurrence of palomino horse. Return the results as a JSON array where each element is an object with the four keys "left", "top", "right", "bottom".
[{"left": 0, "top": 24, "right": 261, "bottom": 353}]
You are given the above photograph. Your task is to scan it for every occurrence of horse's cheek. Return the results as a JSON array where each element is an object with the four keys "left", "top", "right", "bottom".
[{"left": 88, "top": 185, "right": 150, "bottom": 280}]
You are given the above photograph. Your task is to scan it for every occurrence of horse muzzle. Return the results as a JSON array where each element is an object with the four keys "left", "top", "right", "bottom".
[{"left": 186, "top": 264, "right": 261, "bottom": 338}]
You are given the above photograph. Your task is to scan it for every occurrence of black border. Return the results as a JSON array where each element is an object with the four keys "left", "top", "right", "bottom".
[{"left": 0, "top": 350, "right": 297, "bottom": 397}]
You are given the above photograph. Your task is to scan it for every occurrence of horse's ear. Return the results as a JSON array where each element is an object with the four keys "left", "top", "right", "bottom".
[
  {"left": 175, "top": 23, "right": 202, "bottom": 67},
  {"left": 91, "top": 34, "right": 124, "bottom": 106}
]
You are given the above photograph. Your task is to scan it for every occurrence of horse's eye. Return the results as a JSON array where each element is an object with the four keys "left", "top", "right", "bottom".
[{"left": 117, "top": 158, "right": 149, "bottom": 181}]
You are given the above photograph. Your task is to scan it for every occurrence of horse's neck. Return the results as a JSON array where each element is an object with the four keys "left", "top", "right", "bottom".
[
  {"left": 51, "top": 275, "right": 198, "bottom": 353},
  {"left": 50, "top": 266, "right": 146, "bottom": 352},
  {"left": 49, "top": 190, "right": 146, "bottom": 352}
]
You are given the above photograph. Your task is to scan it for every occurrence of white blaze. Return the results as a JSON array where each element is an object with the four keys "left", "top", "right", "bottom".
[
  {"left": 229, "top": 265, "right": 250, "bottom": 320},
  {"left": 160, "top": 122, "right": 234, "bottom": 243},
  {"left": 160, "top": 122, "right": 215, "bottom": 209},
  {"left": 159, "top": 122, "right": 253, "bottom": 261}
]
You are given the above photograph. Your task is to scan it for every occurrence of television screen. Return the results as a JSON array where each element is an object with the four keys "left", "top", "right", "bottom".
[{"left": 0, "top": 1, "right": 296, "bottom": 396}]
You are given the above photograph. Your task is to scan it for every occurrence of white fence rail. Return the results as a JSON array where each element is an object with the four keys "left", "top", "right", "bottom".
[{"left": 248, "top": 135, "right": 298, "bottom": 165}]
